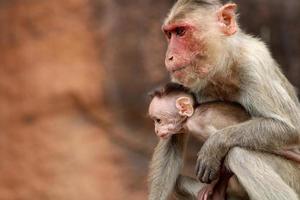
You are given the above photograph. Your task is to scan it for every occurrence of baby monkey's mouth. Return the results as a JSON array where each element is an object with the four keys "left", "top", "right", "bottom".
[{"left": 160, "top": 133, "right": 171, "bottom": 139}]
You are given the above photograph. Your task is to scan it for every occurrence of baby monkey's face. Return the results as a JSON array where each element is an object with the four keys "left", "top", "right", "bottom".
[{"left": 148, "top": 93, "right": 194, "bottom": 139}]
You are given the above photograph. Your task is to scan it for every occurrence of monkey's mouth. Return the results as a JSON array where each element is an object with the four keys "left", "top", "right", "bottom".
[
  {"left": 171, "top": 66, "right": 187, "bottom": 74},
  {"left": 159, "top": 133, "right": 170, "bottom": 139},
  {"left": 161, "top": 134, "right": 170, "bottom": 139}
]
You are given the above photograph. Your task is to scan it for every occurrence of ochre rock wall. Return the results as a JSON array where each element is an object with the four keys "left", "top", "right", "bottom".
[
  {"left": 0, "top": 0, "right": 103, "bottom": 123},
  {"left": 0, "top": 1, "right": 147, "bottom": 200}
]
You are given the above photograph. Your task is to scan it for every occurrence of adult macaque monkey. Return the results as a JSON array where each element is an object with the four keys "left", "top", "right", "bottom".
[
  {"left": 148, "top": 83, "right": 300, "bottom": 200},
  {"left": 149, "top": 0, "right": 300, "bottom": 199}
]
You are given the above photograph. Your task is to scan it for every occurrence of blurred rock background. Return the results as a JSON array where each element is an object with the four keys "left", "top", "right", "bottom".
[{"left": 0, "top": 0, "right": 299, "bottom": 199}]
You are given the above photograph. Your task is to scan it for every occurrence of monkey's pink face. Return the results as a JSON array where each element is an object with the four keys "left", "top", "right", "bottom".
[
  {"left": 162, "top": 23, "right": 211, "bottom": 86},
  {"left": 148, "top": 96, "right": 186, "bottom": 139}
]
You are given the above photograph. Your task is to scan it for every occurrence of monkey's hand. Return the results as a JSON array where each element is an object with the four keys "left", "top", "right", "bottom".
[{"left": 195, "top": 133, "right": 228, "bottom": 183}]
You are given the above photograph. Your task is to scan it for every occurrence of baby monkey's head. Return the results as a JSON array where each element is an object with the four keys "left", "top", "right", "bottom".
[{"left": 148, "top": 83, "right": 197, "bottom": 139}]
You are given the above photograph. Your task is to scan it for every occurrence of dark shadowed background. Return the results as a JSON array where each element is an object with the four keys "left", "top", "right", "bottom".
[{"left": 0, "top": 0, "right": 299, "bottom": 199}]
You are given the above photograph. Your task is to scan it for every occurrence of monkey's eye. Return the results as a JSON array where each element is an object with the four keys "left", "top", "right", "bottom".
[
  {"left": 154, "top": 118, "right": 162, "bottom": 124},
  {"left": 175, "top": 27, "right": 186, "bottom": 37},
  {"left": 165, "top": 31, "right": 172, "bottom": 39}
]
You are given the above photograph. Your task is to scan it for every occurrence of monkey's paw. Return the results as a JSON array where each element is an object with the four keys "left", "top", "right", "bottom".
[
  {"left": 195, "top": 152, "right": 221, "bottom": 184},
  {"left": 195, "top": 135, "right": 228, "bottom": 183}
]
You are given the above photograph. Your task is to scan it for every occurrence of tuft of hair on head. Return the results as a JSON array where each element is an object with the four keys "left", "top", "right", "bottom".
[
  {"left": 170, "top": 0, "right": 232, "bottom": 15},
  {"left": 174, "top": 0, "right": 221, "bottom": 7},
  {"left": 148, "top": 82, "right": 190, "bottom": 99},
  {"left": 148, "top": 82, "right": 198, "bottom": 106},
  {"left": 177, "top": 0, "right": 230, "bottom": 6},
  {"left": 165, "top": 0, "right": 229, "bottom": 24}
]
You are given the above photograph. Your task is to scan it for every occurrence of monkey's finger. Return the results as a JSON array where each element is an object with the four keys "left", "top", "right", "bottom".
[
  {"left": 208, "top": 169, "right": 218, "bottom": 183},
  {"left": 197, "top": 163, "right": 206, "bottom": 181},
  {"left": 195, "top": 160, "right": 201, "bottom": 177},
  {"left": 195, "top": 158, "right": 201, "bottom": 175},
  {"left": 201, "top": 169, "right": 211, "bottom": 184}
]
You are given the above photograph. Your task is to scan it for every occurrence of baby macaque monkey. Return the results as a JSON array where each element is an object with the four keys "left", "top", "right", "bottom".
[{"left": 148, "top": 83, "right": 300, "bottom": 200}]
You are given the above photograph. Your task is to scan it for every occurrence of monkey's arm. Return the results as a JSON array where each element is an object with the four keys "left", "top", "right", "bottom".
[
  {"left": 148, "top": 133, "right": 188, "bottom": 200},
  {"left": 220, "top": 82, "right": 300, "bottom": 151},
  {"left": 196, "top": 79, "right": 300, "bottom": 183}
]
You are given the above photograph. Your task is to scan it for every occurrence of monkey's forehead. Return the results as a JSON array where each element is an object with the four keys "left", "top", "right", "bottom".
[
  {"left": 149, "top": 96, "right": 177, "bottom": 117},
  {"left": 164, "top": 2, "right": 213, "bottom": 25},
  {"left": 149, "top": 96, "right": 175, "bottom": 110}
]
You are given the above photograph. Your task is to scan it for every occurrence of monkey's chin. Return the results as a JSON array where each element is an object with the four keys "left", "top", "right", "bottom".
[
  {"left": 171, "top": 74, "right": 198, "bottom": 88},
  {"left": 171, "top": 72, "right": 208, "bottom": 92}
]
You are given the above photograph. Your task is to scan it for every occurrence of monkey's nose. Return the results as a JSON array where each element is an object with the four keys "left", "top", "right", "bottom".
[{"left": 168, "top": 56, "right": 174, "bottom": 61}]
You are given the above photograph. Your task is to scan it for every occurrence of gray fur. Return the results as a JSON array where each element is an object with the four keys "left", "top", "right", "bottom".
[{"left": 226, "top": 147, "right": 300, "bottom": 200}]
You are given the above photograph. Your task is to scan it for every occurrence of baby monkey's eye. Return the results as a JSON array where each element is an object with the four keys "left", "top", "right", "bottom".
[{"left": 155, "top": 118, "right": 162, "bottom": 124}]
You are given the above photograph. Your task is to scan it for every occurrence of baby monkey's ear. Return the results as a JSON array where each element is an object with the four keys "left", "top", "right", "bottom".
[{"left": 175, "top": 97, "right": 194, "bottom": 117}]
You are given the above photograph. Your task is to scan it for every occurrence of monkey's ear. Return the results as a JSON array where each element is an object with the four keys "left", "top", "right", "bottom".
[
  {"left": 217, "top": 3, "right": 237, "bottom": 36},
  {"left": 175, "top": 97, "right": 194, "bottom": 117}
]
